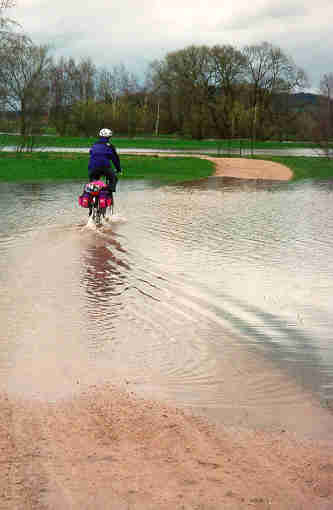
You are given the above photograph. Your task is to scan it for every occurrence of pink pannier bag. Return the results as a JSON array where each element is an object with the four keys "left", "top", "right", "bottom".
[
  {"left": 98, "top": 189, "right": 113, "bottom": 208},
  {"left": 78, "top": 192, "right": 91, "bottom": 208},
  {"left": 78, "top": 181, "right": 108, "bottom": 208}
]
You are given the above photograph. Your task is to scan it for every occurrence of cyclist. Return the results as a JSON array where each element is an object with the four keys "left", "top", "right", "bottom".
[{"left": 88, "top": 128, "right": 122, "bottom": 192}]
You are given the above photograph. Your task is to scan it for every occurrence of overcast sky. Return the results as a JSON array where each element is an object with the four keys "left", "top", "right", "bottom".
[{"left": 9, "top": 0, "right": 333, "bottom": 91}]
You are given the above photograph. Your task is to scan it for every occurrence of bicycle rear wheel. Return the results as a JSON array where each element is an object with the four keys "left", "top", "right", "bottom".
[{"left": 91, "top": 198, "right": 102, "bottom": 227}]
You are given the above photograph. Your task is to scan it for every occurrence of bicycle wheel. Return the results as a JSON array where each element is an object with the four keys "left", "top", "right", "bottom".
[
  {"left": 95, "top": 208, "right": 102, "bottom": 226},
  {"left": 91, "top": 198, "right": 101, "bottom": 226}
]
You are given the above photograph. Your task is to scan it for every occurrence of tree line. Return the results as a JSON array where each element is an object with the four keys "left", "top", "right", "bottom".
[{"left": 0, "top": 2, "right": 332, "bottom": 143}]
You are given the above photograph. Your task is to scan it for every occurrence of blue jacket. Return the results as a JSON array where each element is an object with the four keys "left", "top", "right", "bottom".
[{"left": 88, "top": 137, "right": 121, "bottom": 172}]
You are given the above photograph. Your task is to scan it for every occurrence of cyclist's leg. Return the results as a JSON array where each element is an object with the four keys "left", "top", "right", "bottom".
[{"left": 104, "top": 169, "right": 117, "bottom": 192}]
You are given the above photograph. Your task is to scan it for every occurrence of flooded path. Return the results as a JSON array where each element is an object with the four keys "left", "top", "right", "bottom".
[
  {"left": 1, "top": 177, "right": 333, "bottom": 430},
  {"left": 1, "top": 176, "right": 333, "bottom": 508}
]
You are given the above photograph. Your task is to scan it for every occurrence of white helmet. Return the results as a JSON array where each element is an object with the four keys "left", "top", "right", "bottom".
[{"left": 99, "top": 128, "right": 113, "bottom": 137}]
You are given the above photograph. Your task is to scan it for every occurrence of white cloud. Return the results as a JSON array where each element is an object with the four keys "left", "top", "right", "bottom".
[{"left": 9, "top": 0, "right": 333, "bottom": 87}]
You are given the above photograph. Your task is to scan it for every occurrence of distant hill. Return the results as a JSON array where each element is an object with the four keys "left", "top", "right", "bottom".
[
  {"left": 272, "top": 92, "right": 319, "bottom": 112},
  {"left": 289, "top": 92, "right": 319, "bottom": 108}
]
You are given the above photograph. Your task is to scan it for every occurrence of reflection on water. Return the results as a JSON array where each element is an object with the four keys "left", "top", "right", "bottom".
[
  {"left": 80, "top": 231, "right": 130, "bottom": 343},
  {"left": 1, "top": 176, "right": 333, "bottom": 433}
]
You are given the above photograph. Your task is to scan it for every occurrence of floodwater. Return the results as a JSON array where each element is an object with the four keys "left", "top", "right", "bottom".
[
  {"left": 1, "top": 146, "right": 330, "bottom": 157},
  {"left": 1, "top": 176, "right": 333, "bottom": 433}
]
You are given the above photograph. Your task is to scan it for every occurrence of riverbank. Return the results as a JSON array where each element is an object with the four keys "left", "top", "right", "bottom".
[{"left": 1, "top": 384, "right": 333, "bottom": 510}]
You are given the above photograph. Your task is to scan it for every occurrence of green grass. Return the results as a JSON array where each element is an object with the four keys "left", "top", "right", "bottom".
[
  {"left": 2, "top": 152, "right": 333, "bottom": 183},
  {"left": 0, "top": 133, "right": 325, "bottom": 151},
  {"left": 0, "top": 153, "right": 214, "bottom": 182},
  {"left": 252, "top": 155, "right": 333, "bottom": 180}
]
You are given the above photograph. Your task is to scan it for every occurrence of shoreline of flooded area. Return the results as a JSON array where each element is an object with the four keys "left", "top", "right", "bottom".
[{"left": 1, "top": 145, "right": 330, "bottom": 157}]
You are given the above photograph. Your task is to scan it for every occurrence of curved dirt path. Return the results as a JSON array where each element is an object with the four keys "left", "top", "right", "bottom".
[{"left": 205, "top": 157, "right": 293, "bottom": 180}]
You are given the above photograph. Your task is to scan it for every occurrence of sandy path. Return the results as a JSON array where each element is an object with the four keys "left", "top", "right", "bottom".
[
  {"left": 1, "top": 385, "right": 333, "bottom": 510},
  {"left": 206, "top": 157, "right": 293, "bottom": 180}
]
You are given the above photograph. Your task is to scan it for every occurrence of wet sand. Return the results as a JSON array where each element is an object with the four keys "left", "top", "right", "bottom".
[
  {"left": 1, "top": 385, "right": 333, "bottom": 510},
  {"left": 3, "top": 159, "right": 333, "bottom": 510}
]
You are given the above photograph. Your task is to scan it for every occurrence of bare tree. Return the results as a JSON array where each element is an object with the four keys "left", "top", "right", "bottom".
[
  {"left": 49, "top": 56, "right": 96, "bottom": 110},
  {"left": 1, "top": 0, "right": 15, "bottom": 8},
  {"left": 320, "top": 73, "right": 333, "bottom": 137},
  {"left": 0, "top": 0, "right": 17, "bottom": 33},
  {"left": 311, "top": 73, "right": 333, "bottom": 156},
  {"left": 243, "top": 42, "right": 307, "bottom": 107},
  {"left": 76, "top": 57, "right": 96, "bottom": 104},
  {"left": 98, "top": 64, "right": 140, "bottom": 136},
  {"left": 0, "top": 36, "right": 52, "bottom": 134},
  {"left": 49, "top": 57, "right": 79, "bottom": 134},
  {"left": 242, "top": 42, "right": 308, "bottom": 143},
  {"left": 96, "top": 65, "right": 134, "bottom": 126},
  {"left": 208, "top": 44, "right": 247, "bottom": 137},
  {"left": 149, "top": 45, "right": 214, "bottom": 138},
  {"left": 97, "top": 68, "right": 118, "bottom": 105}
]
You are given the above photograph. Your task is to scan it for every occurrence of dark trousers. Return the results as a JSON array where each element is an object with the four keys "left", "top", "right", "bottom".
[{"left": 88, "top": 168, "right": 118, "bottom": 192}]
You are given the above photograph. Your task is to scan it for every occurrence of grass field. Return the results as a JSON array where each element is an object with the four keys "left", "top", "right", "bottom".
[
  {"left": 0, "top": 153, "right": 214, "bottom": 182},
  {"left": 1, "top": 152, "right": 333, "bottom": 182},
  {"left": 255, "top": 155, "right": 333, "bottom": 180}
]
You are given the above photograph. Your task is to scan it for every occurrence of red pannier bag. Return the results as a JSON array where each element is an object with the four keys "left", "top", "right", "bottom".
[
  {"left": 98, "top": 189, "right": 112, "bottom": 208},
  {"left": 78, "top": 191, "right": 91, "bottom": 208}
]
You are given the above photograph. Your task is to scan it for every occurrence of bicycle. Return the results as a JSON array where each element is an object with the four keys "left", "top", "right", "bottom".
[{"left": 78, "top": 180, "right": 113, "bottom": 227}]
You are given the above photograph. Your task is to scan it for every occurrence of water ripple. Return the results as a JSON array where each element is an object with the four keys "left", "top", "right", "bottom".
[{"left": 1, "top": 178, "right": 333, "bottom": 427}]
